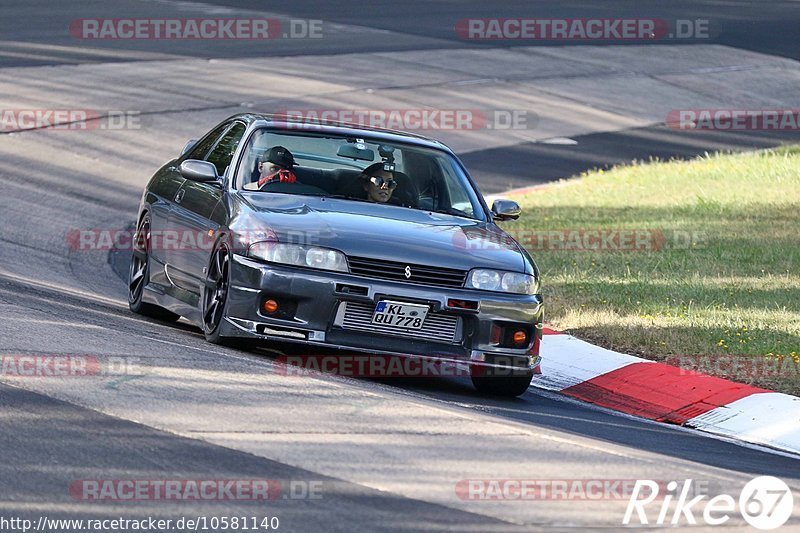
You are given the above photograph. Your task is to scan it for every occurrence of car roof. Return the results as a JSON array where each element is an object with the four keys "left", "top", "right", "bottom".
[{"left": 230, "top": 113, "right": 454, "bottom": 153}]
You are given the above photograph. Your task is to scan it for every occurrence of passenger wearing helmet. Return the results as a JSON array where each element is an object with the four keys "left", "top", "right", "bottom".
[{"left": 258, "top": 146, "right": 297, "bottom": 187}]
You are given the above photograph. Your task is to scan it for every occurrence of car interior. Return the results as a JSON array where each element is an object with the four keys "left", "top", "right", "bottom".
[
  {"left": 242, "top": 149, "right": 427, "bottom": 209},
  {"left": 234, "top": 129, "right": 482, "bottom": 220}
]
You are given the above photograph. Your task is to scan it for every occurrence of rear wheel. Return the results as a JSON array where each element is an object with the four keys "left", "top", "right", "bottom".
[
  {"left": 128, "top": 214, "right": 180, "bottom": 322},
  {"left": 471, "top": 366, "right": 533, "bottom": 397}
]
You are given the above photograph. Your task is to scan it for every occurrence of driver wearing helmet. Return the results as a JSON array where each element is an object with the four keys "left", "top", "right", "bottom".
[{"left": 257, "top": 146, "right": 298, "bottom": 187}]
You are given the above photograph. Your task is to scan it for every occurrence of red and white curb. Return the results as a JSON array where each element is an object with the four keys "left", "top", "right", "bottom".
[{"left": 535, "top": 329, "right": 800, "bottom": 456}]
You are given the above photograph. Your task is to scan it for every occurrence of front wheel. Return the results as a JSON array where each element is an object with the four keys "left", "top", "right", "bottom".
[
  {"left": 471, "top": 366, "right": 533, "bottom": 397},
  {"left": 201, "top": 243, "right": 237, "bottom": 346}
]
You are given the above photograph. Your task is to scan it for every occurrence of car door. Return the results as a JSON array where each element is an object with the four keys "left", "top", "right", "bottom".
[
  {"left": 145, "top": 164, "right": 185, "bottom": 271},
  {"left": 157, "top": 122, "right": 231, "bottom": 291},
  {"left": 167, "top": 121, "right": 247, "bottom": 297}
]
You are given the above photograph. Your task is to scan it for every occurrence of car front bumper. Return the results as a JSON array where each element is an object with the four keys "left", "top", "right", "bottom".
[{"left": 220, "top": 255, "right": 544, "bottom": 372}]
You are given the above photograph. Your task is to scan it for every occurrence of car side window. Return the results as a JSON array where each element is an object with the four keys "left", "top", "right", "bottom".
[
  {"left": 207, "top": 122, "right": 246, "bottom": 176},
  {"left": 186, "top": 123, "right": 230, "bottom": 161}
]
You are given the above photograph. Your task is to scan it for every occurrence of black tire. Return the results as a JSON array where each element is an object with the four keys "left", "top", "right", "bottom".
[
  {"left": 471, "top": 366, "right": 534, "bottom": 397},
  {"left": 128, "top": 214, "right": 181, "bottom": 322},
  {"left": 201, "top": 242, "right": 238, "bottom": 346}
]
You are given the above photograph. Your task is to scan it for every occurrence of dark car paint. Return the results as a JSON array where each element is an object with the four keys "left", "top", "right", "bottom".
[
  {"left": 142, "top": 115, "right": 538, "bottom": 292},
  {"left": 135, "top": 114, "right": 543, "bottom": 374},
  {"left": 237, "top": 192, "right": 529, "bottom": 273}
]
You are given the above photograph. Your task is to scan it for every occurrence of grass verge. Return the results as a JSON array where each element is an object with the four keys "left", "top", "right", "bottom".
[{"left": 505, "top": 147, "right": 800, "bottom": 394}]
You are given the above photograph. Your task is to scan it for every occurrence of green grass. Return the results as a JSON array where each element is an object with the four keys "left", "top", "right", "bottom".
[{"left": 506, "top": 147, "right": 800, "bottom": 394}]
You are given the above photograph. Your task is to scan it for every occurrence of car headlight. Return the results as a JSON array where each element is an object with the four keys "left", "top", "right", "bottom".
[
  {"left": 248, "top": 242, "right": 348, "bottom": 272},
  {"left": 466, "top": 269, "right": 537, "bottom": 294}
]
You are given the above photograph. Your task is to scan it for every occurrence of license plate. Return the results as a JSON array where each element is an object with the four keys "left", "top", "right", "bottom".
[{"left": 372, "top": 300, "right": 429, "bottom": 330}]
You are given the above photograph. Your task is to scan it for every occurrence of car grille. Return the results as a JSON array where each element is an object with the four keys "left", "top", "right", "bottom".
[
  {"left": 347, "top": 256, "right": 467, "bottom": 288},
  {"left": 336, "top": 301, "right": 462, "bottom": 344}
]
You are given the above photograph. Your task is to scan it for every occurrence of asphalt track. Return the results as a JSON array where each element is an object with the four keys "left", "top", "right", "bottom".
[{"left": 1, "top": 1, "right": 799, "bottom": 531}]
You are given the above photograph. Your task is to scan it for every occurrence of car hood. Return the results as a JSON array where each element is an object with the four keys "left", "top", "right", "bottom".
[{"left": 237, "top": 193, "right": 526, "bottom": 272}]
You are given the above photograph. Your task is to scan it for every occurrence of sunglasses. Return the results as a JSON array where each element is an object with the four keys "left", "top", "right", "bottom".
[{"left": 369, "top": 176, "right": 397, "bottom": 190}]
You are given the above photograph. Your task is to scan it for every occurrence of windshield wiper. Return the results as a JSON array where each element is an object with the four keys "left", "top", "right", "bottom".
[
  {"left": 320, "top": 194, "right": 372, "bottom": 203},
  {"left": 430, "top": 207, "right": 472, "bottom": 218}
]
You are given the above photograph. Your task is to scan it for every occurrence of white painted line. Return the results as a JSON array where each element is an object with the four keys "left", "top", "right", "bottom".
[
  {"left": 530, "top": 387, "right": 800, "bottom": 461},
  {"left": 453, "top": 78, "right": 495, "bottom": 86},
  {"left": 2, "top": 317, "right": 105, "bottom": 329},
  {"left": 539, "top": 137, "right": 578, "bottom": 145},
  {"left": 0, "top": 269, "right": 126, "bottom": 309},
  {"left": 686, "top": 392, "right": 800, "bottom": 456}
]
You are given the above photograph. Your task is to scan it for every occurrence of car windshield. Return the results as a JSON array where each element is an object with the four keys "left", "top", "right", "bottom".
[{"left": 236, "top": 128, "right": 486, "bottom": 221}]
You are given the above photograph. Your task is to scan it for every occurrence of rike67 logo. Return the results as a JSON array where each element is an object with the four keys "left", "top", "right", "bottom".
[{"left": 624, "top": 477, "right": 794, "bottom": 529}]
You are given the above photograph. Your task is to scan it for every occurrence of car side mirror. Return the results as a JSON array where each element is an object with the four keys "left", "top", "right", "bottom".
[
  {"left": 181, "top": 139, "right": 198, "bottom": 157},
  {"left": 491, "top": 199, "right": 521, "bottom": 221},
  {"left": 180, "top": 160, "right": 219, "bottom": 183}
]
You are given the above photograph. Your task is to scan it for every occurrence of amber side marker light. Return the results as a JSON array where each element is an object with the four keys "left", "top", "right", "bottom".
[
  {"left": 262, "top": 299, "right": 279, "bottom": 314},
  {"left": 512, "top": 330, "right": 528, "bottom": 346}
]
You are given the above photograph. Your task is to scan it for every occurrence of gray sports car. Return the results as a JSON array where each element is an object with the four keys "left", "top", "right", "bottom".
[{"left": 129, "top": 114, "right": 543, "bottom": 396}]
